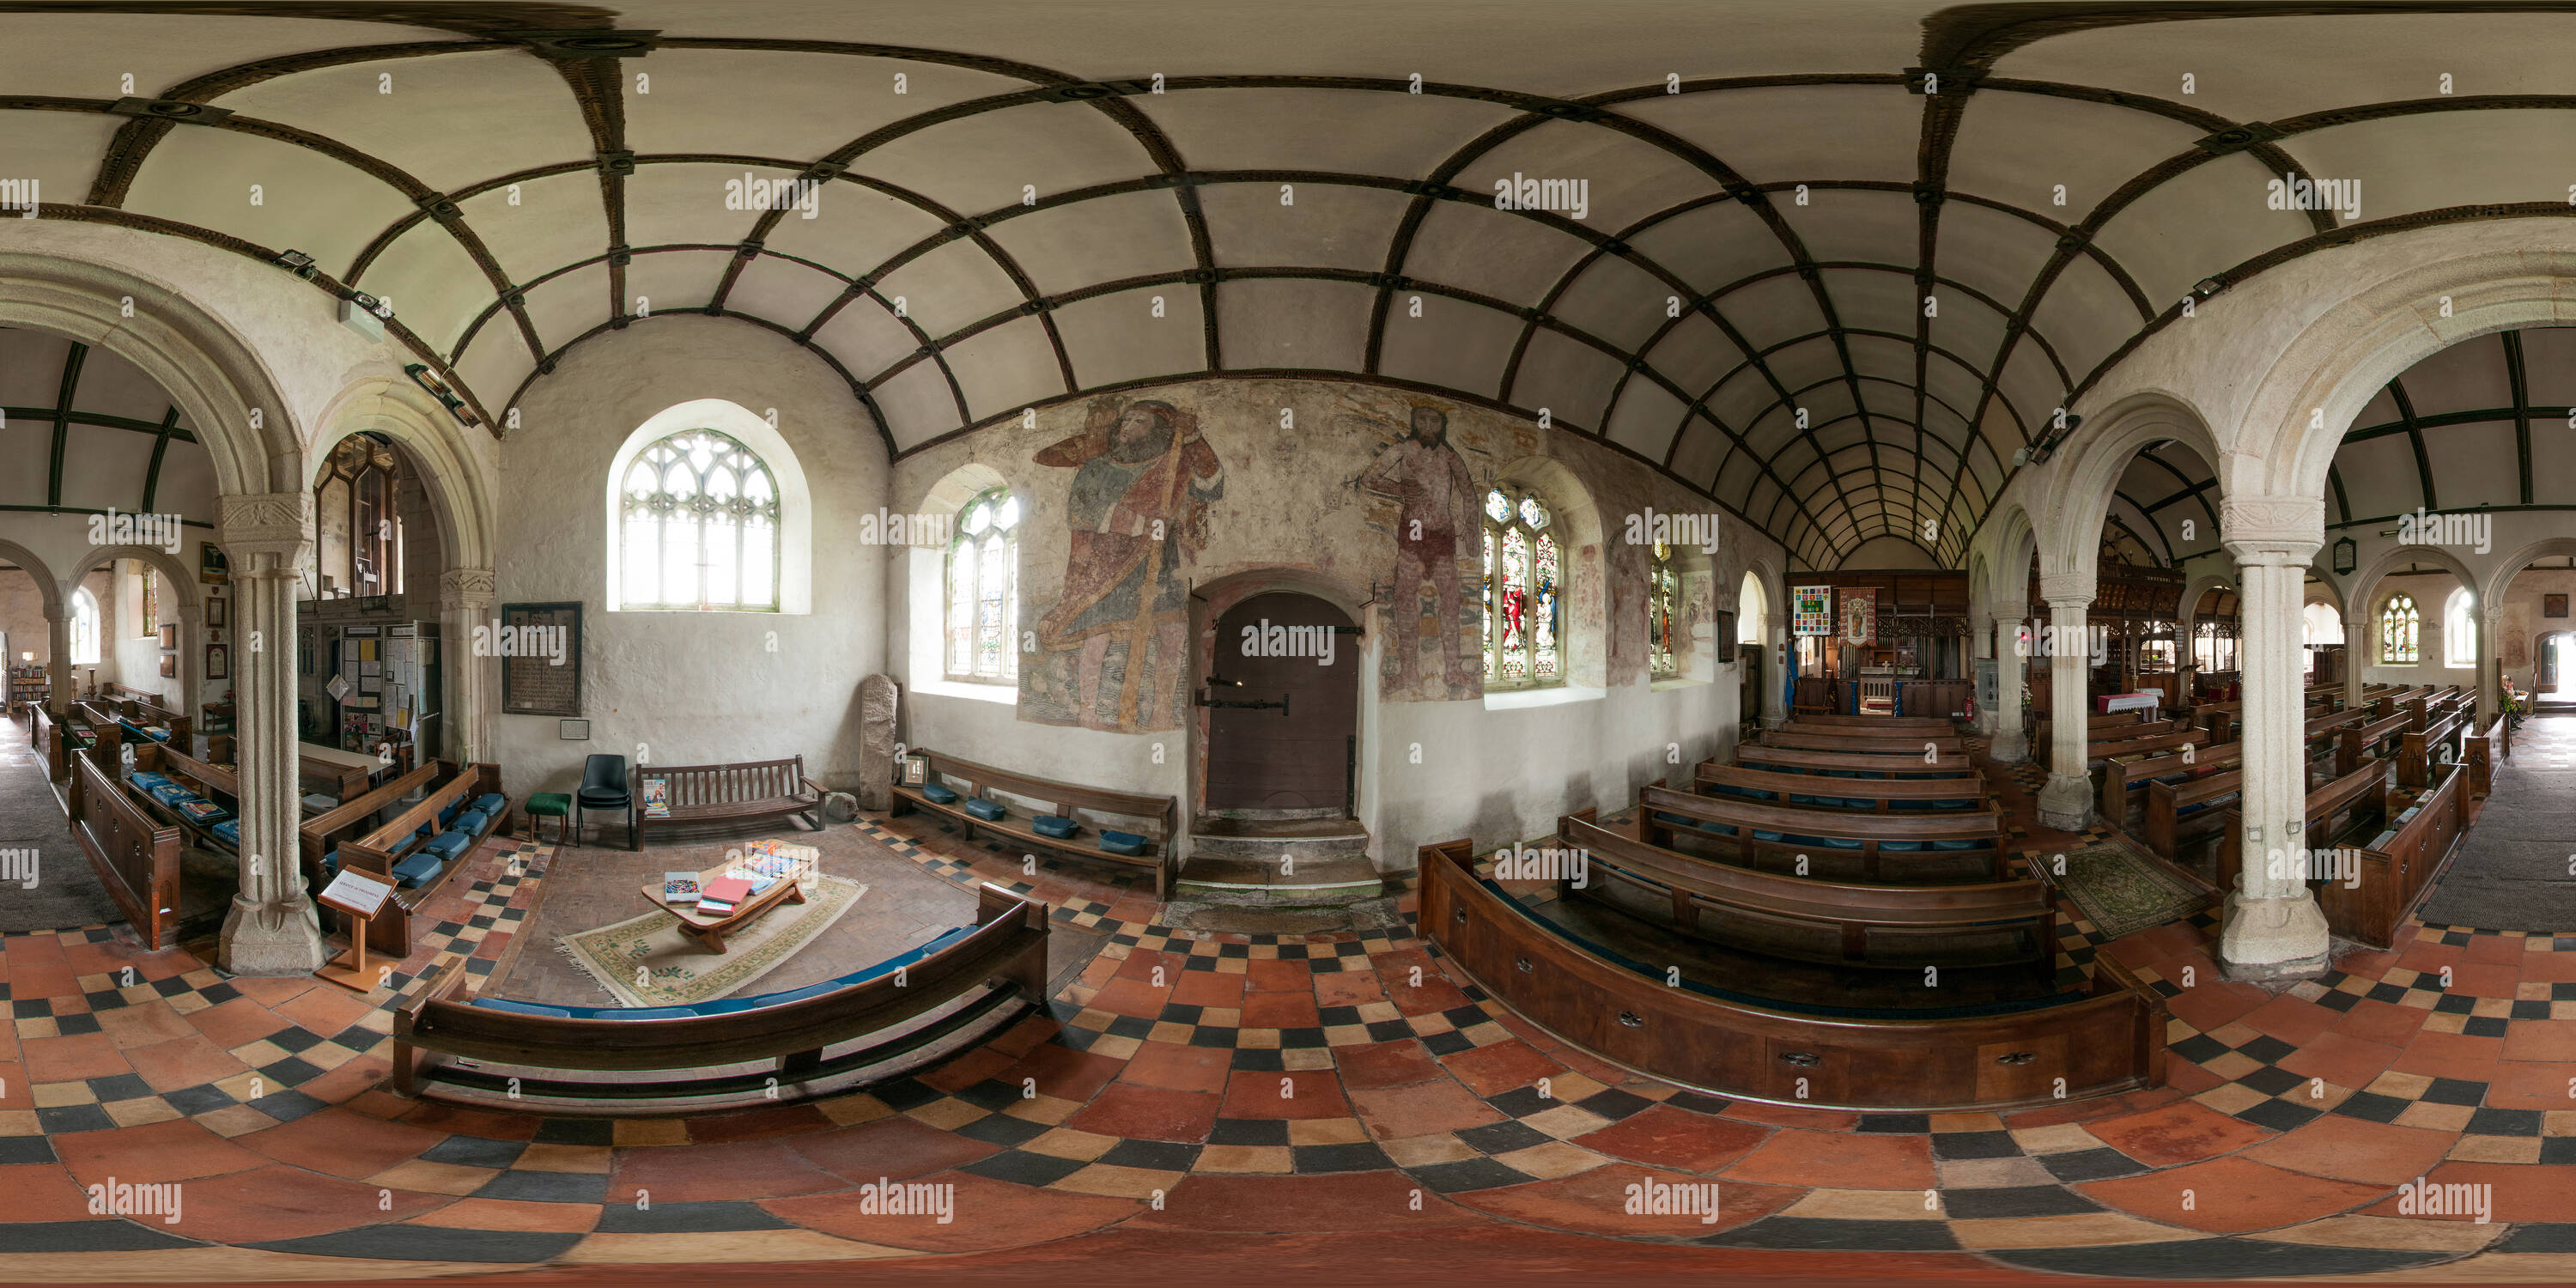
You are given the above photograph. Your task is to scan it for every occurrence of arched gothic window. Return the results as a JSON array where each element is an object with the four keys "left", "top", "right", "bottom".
[
  {"left": 2443, "top": 588, "right": 2475, "bottom": 668},
  {"left": 617, "top": 429, "right": 780, "bottom": 611},
  {"left": 138, "top": 566, "right": 158, "bottom": 637},
  {"left": 945, "top": 487, "right": 1020, "bottom": 683},
  {"left": 1648, "top": 543, "right": 1680, "bottom": 677},
  {"left": 70, "top": 587, "right": 100, "bottom": 665},
  {"left": 2379, "top": 593, "right": 2420, "bottom": 665},
  {"left": 1482, "top": 487, "right": 1561, "bottom": 689}
]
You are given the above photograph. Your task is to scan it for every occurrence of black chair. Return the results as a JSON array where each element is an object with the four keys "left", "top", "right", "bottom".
[{"left": 577, "top": 754, "right": 636, "bottom": 850}]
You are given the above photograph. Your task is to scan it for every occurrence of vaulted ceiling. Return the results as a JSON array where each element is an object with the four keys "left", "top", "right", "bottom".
[
  {"left": 0, "top": 326, "right": 217, "bottom": 528},
  {"left": 10, "top": 1, "right": 2576, "bottom": 570}
]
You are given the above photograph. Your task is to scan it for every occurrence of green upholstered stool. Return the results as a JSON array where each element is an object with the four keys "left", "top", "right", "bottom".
[{"left": 524, "top": 793, "right": 574, "bottom": 847}]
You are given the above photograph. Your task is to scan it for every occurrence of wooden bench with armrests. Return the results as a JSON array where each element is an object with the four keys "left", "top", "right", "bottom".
[
  {"left": 1635, "top": 783, "right": 2009, "bottom": 883},
  {"left": 1730, "top": 745, "right": 1978, "bottom": 778},
  {"left": 890, "top": 750, "right": 1179, "bottom": 897},
  {"left": 337, "top": 763, "right": 507, "bottom": 956},
  {"left": 1560, "top": 811, "right": 2053, "bottom": 975},
  {"left": 2324, "top": 765, "right": 2469, "bottom": 949},
  {"left": 636, "top": 756, "right": 825, "bottom": 841},
  {"left": 2218, "top": 758, "right": 2391, "bottom": 898},
  {"left": 297, "top": 760, "right": 444, "bottom": 890},
  {"left": 1694, "top": 762, "right": 1995, "bottom": 813}
]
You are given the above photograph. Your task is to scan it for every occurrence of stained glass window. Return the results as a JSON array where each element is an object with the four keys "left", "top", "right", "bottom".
[
  {"left": 2379, "top": 593, "right": 2419, "bottom": 665},
  {"left": 1483, "top": 487, "right": 1562, "bottom": 689},
  {"left": 70, "top": 586, "right": 100, "bottom": 665},
  {"left": 138, "top": 567, "right": 158, "bottom": 638},
  {"left": 1649, "top": 541, "right": 1679, "bottom": 677},
  {"left": 618, "top": 429, "right": 781, "bottom": 611},
  {"left": 946, "top": 487, "right": 1019, "bottom": 683}
]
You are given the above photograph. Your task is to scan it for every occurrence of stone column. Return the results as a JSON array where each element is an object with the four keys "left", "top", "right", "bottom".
[
  {"left": 2221, "top": 498, "right": 2330, "bottom": 980},
  {"left": 1966, "top": 599, "right": 1993, "bottom": 737},
  {"left": 438, "top": 568, "right": 495, "bottom": 763},
  {"left": 2345, "top": 590, "right": 2368, "bottom": 713},
  {"left": 2035, "top": 586, "right": 2093, "bottom": 830},
  {"left": 1989, "top": 600, "right": 2030, "bottom": 764},
  {"left": 218, "top": 492, "right": 326, "bottom": 976},
  {"left": 43, "top": 607, "right": 70, "bottom": 715},
  {"left": 176, "top": 599, "right": 204, "bottom": 748},
  {"left": 2478, "top": 604, "right": 2504, "bottom": 726}
]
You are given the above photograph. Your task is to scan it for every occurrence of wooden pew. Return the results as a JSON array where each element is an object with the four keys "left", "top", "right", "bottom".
[
  {"left": 1695, "top": 763, "right": 1994, "bottom": 813},
  {"left": 2075, "top": 728, "right": 2207, "bottom": 780},
  {"left": 637, "top": 756, "right": 825, "bottom": 842},
  {"left": 2099, "top": 744, "right": 2243, "bottom": 828},
  {"left": 1562, "top": 812, "right": 2054, "bottom": 973},
  {"left": 118, "top": 696, "right": 192, "bottom": 753},
  {"left": 2324, "top": 765, "right": 2467, "bottom": 949},
  {"left": 2032, "top": 711, "right": 2154, "bottom": 742},
  {"left": 1782, "top": 714, "right": 1955, "bottom": 732},
  {"left": 1731, "top": 745, "right": 1977, "bottom": 778},
  {"left": 67, "top": 751, "right": 182, "bottom": 951},
  {"left": 2336, "top": 710, "right": 2411, "bottom": 778},
  {"left": 2467, "top": 714, "right": 2508, "bottom": 800},
  {"left": 394, "top": 884, "right": 1050, "bottom": 1104},
  {"left": 1760, "top": 729, "right": 1966, "bottom": 756},
  {"left": 2397, "top": 704, "right": 2471, "bottom": 790},
  {"left": 1417, "top": 838, "right": 2167, "bottom": 1112},
  {"left": 1635, "top": 784, "right": 2008, "bottom": 883},
  {"left": 2145, "top": 768, "right": 2242, "bottom": 863},
  {"left": 298, "top": 760, "right": 443, "bottom": 890},
  {"left": 300, "top": 752, "right": 375, "bottom": 808},
  {"left": 2218, "top": 759, "right": 2390, "bottom": 898},
  {"left": 890, "top": 750, "right": 1178, "bottom": 897},
  {"left": 32, "top": 705, "right": 68, "bottom": 783},
  {"left": 338, "top": 763, "right": 507, "bottom": 956}
]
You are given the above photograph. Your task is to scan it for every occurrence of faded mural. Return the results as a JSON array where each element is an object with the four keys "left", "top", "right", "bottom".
[{"left": 1347, "top": 404, "right": 1481, "bottom": 702}]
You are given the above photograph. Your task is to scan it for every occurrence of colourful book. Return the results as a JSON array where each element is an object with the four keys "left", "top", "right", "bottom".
[{"left": 702, "top": 876, "right": 754, "bottom": 905}]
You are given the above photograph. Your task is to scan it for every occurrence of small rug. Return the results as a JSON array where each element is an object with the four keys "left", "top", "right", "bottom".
[
  {"left": 2043, "top": 834, "right": 2210, "bottom": 941},
  {"left": 557, "top": 875, "right": 866, "bottom": 1008}
]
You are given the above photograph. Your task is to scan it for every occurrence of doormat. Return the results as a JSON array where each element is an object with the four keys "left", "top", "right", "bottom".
[
  {"left": 556, "top": 875, "right": 866, "bottom": 1008},
  {"left": 2044, "top": 835, "right": 2210, "bottom": 941}
]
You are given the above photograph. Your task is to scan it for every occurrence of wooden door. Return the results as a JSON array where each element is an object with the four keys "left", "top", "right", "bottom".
[{"left": 1205, "top": 592, "right": 1359, "bottom": 811}]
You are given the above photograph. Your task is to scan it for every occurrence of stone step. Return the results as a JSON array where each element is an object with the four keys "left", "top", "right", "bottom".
[{"left": 1175, "top": 847, "right": 1384, "bottom": 907}]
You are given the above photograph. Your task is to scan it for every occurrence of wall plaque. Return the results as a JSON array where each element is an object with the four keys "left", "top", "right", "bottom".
[{"left": 500, "top": 601, "right": 584, "bottom": 717}]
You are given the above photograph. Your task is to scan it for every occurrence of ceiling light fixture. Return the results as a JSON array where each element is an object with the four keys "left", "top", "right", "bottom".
[{"left": 273, "top": 249, "right": 317, "bottom": 279}]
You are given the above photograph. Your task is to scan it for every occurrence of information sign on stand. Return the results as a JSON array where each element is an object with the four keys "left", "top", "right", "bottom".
[{"left": 313, "top": 868, "right": 395, "bottom": 993}]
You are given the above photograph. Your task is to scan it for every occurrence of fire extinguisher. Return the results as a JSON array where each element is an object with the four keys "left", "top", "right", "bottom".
[{"left": 1964, "top": 694, "right": 1978, "bottom": 722}]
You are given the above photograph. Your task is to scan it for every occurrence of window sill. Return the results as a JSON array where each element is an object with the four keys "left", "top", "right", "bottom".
[
  {"left": 911, "top": 676, "right": 1018, "bottom": 706},
  {"left": 1483, "top": 684, "right": 1604, "bottom": 711},
  {"left": 1650, "top": 675, "right": 1710, "bottom": 693}
]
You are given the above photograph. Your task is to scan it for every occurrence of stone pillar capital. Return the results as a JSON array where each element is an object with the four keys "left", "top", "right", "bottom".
[
  {"left": 2221, "top": 495, "right": 2324, "bottom": 565},
  {"left": 439, "top": 568, "right": 496, "bottom": 612},
  {"left": 2036, "top": 574, "right": 2090, "bottom": 607},
  {"left": 218, "top": 492, "right": 313, "bottom": 568}
]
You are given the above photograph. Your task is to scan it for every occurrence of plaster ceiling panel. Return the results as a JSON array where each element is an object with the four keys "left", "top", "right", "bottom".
[
  {"left": 1923, "top": 280, "right": 2015, "bottom": 366},
  {"left": 1454, "top": 119, "right": 1720, "bottom": 235},
  {"left": 870, "top": 360, "right": 963, "bottom": 451},
  {"left": 624, "top": 162, "right": 793, "bottom": 252},
  {"left": 1772, "top": 188, "right": 1920, "bottom": 270},
  {"left": 515, "top": 262, "right": 612, "bottom": 359},
  {"left": 1375, "top": 295, "right": 1520, "bottom": 401},
  {"left": 1741, "top": 477, "right": 1784, "bottom": 526},
  {"left": 2089, "top": 155, "right": 2314, "bottom": 312},
  {"left": 1399, "top": 201, "right": 1593, "bottom": 308},
  {"left": 123, "top": 128, "right": 416, "bottom": 277},
  {"left": 2282, "top": 112, "right": 2576, "bottom": 223},
  {"left": 2533, "top": 410, "right": 2576, "bottom": 507},
  {"left": 1510, "top": 330, "right": 1622, "bottom": 433},
  {"left": 1640, "top": 314, "right": 1743, "bottom": 396},
  {"left": 2331, "top": 433, "right": 2422, "bottom": 519},
  {"left": 0, "top": 414, "right": 44, "bottom": 505},
  {"left": 1994, "top": 343, "right": 2068, "bottom": 439},
  {"left": 1048, "top": 276, "right": 1213, "bottom": 386},
  {"left": 1947, "top": 90, "right": 2202, "bottom": 216},
  {"left": 5, "top": 112, "right": 119, "bottom": 202},
  {"left": 760, "top": 179, "right": 949, "bottom": 280},
  {"left": 2392, "top": 336, "right": 2509, "bottom": 418},
  {"left": 149, "top": 447, "right": 219, "bottom": 524},
  {"left": 1930, "top": 198, "right": 2068, "bottom": 308},
  {"left": 1133, "top": 88, "right": 1515, "bottom": 176},
  {"left": 940, "top": 315, "right": 1066, "bottom": 422},
  {"left": 854, "top": 100, "right": 1157, "bottom": 215},
  {"left": 450, "top": 323, "right": 536, "bottom": 418},
  {"left": 453, "top": 170, "right": 611, "bottom": 288},
  {"left": 621, "top": 50, "right": 1035, "bottom": 160},
  {"left": 1923, "top": 357, "right": 1986, "bottom": 416},
  {"left": 1602, "top": 378, "right": 1685, "bottom": 465},
  {"left": 1995, "top": 14, "right": 2576, "bottom": 125},
  {"left": 723, "top": 255, "right": 858, "bottom": 332},
  {"left": 1706, "top": 365, "right": 1779, "bottom": 434},
  {"left": 627, "top": 249, "right": 732, "bottom": 317},
  {"left": 982, "top": 189, "right": 1197, "bottom": 296},
  {"left": 1628, "top": 201, "right": 1791, "bottom": 297},
  {"left": 58, "top": 431, "right": 154, "bottom": 515},
  {"left": 2520, "top": 328, "right": 2576, "bottom": 410},
  {"left": 218, "top": 49, "right": 592, "bottom": 194},
  {"left": 0, "top": 330, "right": 71, "bottom": 409},
  {"left": 2426, "top": 421, "right": 2519, "bottom": 513},
  {"left": 1199, "top": 180, "right": 1410, "bottom": 271},
  {"left": 1216, "top": 277, "right": 1370, "bottom": 374},
  {"left": 872, "top": 240, "right": 1030, "bottom": 338},
  {"left": 1716, "top": 274, "right": 1829, "bottom": 354},
  {"left": 65, "top": 347, "right": 175, "bottom": 428},
  {"left": 1621, "top": 85, "right": 1918, "bottom": 185},
  {"left": 812, "top": 300, "right": 930, "bottom": 386},
  {"left": 1667, "top": 420, "right": 1724, "bottom": 488},
  {"left": 0, "top": 15, "right": 449, "bottom": 99},
  {"left": 1844, "top": 332, "right": 1915, "bottom": 385},
  {"left": 1816, "top": 267, "right": 1927, "bottom": 347},
  {"left": 357, "top": 220, "right": 493, "bottom": 355},
  {"left": 1550, "top": 255, "right": 1677, "bottom": 355},
  {"left": 2025, "top": 252, "right": 2139, "bottom": 385},
  {"left": 1758, "top": 336, "right": 1850, "bottom": 400}
]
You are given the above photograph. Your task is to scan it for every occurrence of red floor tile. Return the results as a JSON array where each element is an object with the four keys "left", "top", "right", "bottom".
[
  {"left": 2239, "top": 993, "right": 2338, "bottom": 1047},
  {"left": 1220, "top": 1069, "right": 1352, "bottom": 1121},
  {"left": 53, "top": 1118, "right": 269, "bottom": 1185},
  {"left": 2330, "top": 998, "right": 2430, "bottom": 1047},
  {"left": 1346, "top": 1078, "right": 1506, "bottom": 1139},
  {"left": 769, "top": 1172, "right": 1144, "bottom": 1251},
  {"left": 787, "top": 1113, "right": 999, "bottom": 1184},
  {"left": 2081, "top": 1100, "right": 2274, "bottom": 1167},
  {"left": 1454, "top": 1166, "right": 1802, "bottom": 1236},
  {"left": 1334, "top": 1039, "right": 1442, "bottom": 1091},
  {"left": 1129, "top": 1171, "right": 1486, "bottom": 1232},
  {"left": 2240, "top": 1114, "right": 2461, "bottom": 1185},
  {"left": 1722, "top": 1128, "right": 1935, "bottom": 1190},
  {"left": 2276, "top": 1031, "right": 2403, "bottom": 1090},
  {"left": 611, "top": 1137, "right": 847, "bottom": 1202},
  {"left": 1067, "top": 1083, "right": 1221, "bottom": 1143},
  {"left": 20, "top": 1031, "right": 131, "bottom": 1083},
  {"left": 1571, "top": 1103, "right": 1771, "bottom": 1173},
  {"left": 1118, "top": 1041, "right": 1233, "bottom": 1095},
  {"left": 237, "top": 1107, "right": 449, "bottom": 1179},
  {"left": 2079, "top": 1156, "right": 2382, "bottom": 1233},
  {"left": 1437, "top": 1039, "right": 1565, "bottom": 1098}
]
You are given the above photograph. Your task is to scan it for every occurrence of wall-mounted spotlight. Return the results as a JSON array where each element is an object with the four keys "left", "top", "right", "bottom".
[{"left": 274, "top": 249, "right": 317, "bottom": 279}]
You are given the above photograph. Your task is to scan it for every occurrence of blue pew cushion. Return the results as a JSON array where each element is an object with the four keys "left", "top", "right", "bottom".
[
  {"left": 453, "top": 810, "right": 490, "bottom": 835},
  {"left": 473, "top": 793, "right": 506, "bottom": 817},
  {"left": 421, "top": 830, "right": 473, "bottom": 861},
  {"left": 1098, "top": 829, "right": 1148, "bottom": 856},
  {"left": 963, "top": 798, "right": 1006, "bottom": 823},
  {"left": 130, "top": 771, "right": 173, "bottom": 791},
  {"left": 1032, "top": 814, "right": 1077, "bottom": 840},
  {"left": 470, "top": 997, "right": 572, "bottom": 1017},
  {"left": 1933, "top": 839, "right": 1984, "bottom": 852},
  {"left": 439, "top": 799, "right": 464, "bottom": 826},
  {"left": 391, "top": 850, "right": 444, "bottom": 887},
  {"left": 211, "top": 819, "right": 241, "bottom": 848},
  {"left": 175, "top": 798, "right": 229, "bottom": 824},
  {"left": 920, "top": 782, "right": 959, "bottom": 805}
]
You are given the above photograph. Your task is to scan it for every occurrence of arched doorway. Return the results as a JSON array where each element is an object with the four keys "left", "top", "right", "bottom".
[
  {"left": 2538, "top": 632, "right": 2574, "bottom": 700},
  {"left": 1204, "top": 592, "right": 1360, "bottom": 815}
]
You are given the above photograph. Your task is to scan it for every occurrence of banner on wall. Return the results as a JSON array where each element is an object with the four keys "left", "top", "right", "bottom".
[
  {"left": 1793, "top": 585, "right": 1833, "bottom": 636},
  {"left": 1842, "top": 587, "right": 1877, "bottom": 645}
]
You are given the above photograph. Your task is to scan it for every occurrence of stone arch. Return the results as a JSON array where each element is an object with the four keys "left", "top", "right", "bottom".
[
  {"left": 1486, "top": 454, "right": 1608, "bottom": 690},
  {"left": 2482, "top": 536, "right": 2576, "bottom": 612},
  {"left": 605, "top": 398, "right": 816, "bottom": 614},
  {"left": 64, "top": 542, "right": 206, "bottom": 713},
  {"left": 0, "top": 252, "right": 305, "bottom": 496},
  {"left": 1185, "top": 565, "right": 1378, "bottom": 835},
  {"left": 307, "top": 378, "right": 495, "bottom": 575},
  {"left": 2040, "top": 391, "right": 2226, "bottom": 597},
  {"left": 0, "top": 540, "right": 64, "bottom": 620},
  {"left": 2344, "top": 541, "right": 2481, "bottom": 653},
  {"left": 901, "top": 460, "right": 1024, "bottom": 699}
]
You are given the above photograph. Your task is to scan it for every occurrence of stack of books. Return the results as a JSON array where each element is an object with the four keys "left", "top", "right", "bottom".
[{"left": 695, "top": 875, "right": 754, "bottom": 916}]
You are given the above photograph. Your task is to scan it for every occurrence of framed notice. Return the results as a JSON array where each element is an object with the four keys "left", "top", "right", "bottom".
[
  {"left": 1792, "top": 585, "right": 1833, "bottom": 636},
  {"left": 199, "top": 541, "right": 228, "bottom": 586},
  {"left": 205, "top": 643, "right": 228, "bottom": 680},
  {"left": 1716, "top": 611, "right": 1737, "bottom": 665},
  {"left": 1842, "top": 586, "right": 1878, "bottom": 645},
  {"left": 159, "top": 623, "right": 179, "bottom": 649},
  {"left": 500, "top": 601, "right": 584, "bottom": 717},
  {"left": 2549, "top": 594, "right": 2568, "bottom": 619}
]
